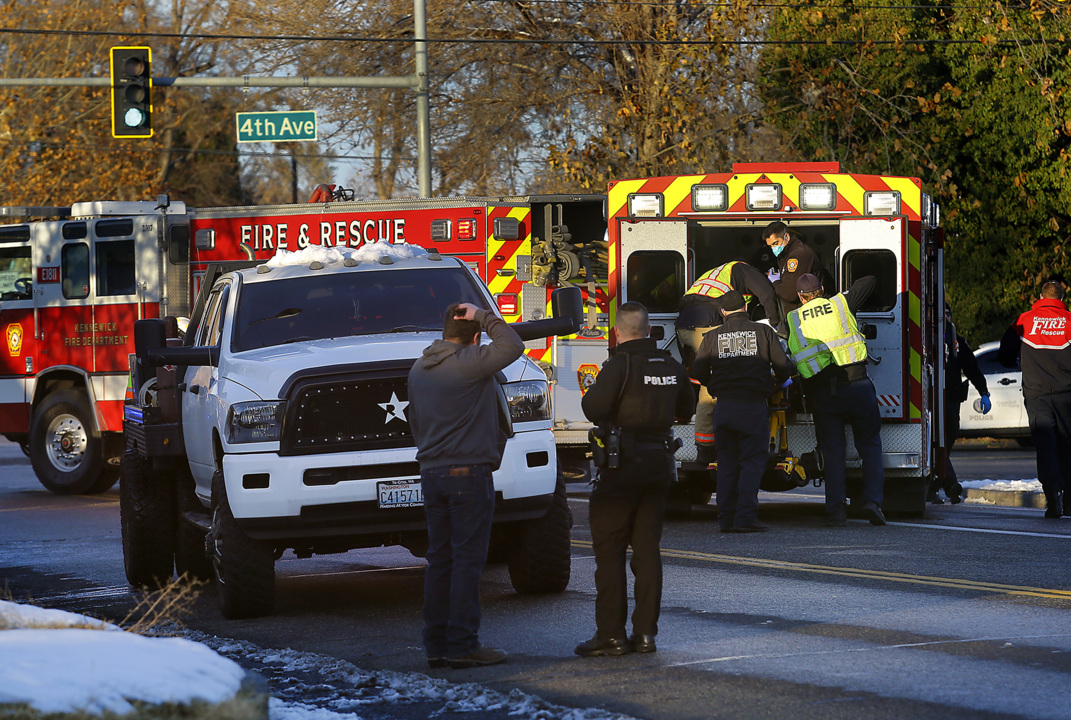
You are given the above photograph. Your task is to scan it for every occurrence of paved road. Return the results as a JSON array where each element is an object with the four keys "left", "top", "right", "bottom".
[{"left": 2, "top": 439, "right": 1070, "bottom": 720}]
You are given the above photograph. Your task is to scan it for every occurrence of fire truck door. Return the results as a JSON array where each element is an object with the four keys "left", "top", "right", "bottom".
[
  {"left": 0, "top": 231, "right": 35, "bottom": 419},
  {"left": 618, "top": 219, "right": 687, "bottom": 348},
  {"left": 838, "top": 217, "right": 905, "bottom": 419}
]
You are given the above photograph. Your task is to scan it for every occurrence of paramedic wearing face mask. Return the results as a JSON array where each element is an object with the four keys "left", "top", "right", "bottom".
[{"left": 763, "top": 221, "right": 825, "bottom": 315}]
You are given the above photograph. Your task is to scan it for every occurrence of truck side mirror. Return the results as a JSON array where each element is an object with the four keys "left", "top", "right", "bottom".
[{"left": 550, "top": 285, "right": 582, "bottom": 325}]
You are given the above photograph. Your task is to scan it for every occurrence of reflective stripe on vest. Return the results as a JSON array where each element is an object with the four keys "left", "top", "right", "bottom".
[
  {"left": 684, "top": 262, "right": 754, "bottom": 304},
  {"left": 787, "top": 294, "right": 867, "bottom": 378}
]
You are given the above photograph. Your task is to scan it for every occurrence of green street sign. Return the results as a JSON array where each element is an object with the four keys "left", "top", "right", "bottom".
[{"left": 236, "top": 110, "right": 317, "bottom": 143}]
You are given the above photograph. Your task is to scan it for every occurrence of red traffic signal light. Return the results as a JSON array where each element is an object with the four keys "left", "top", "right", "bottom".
[{"left": 110, "top": 47, "right": 152, "bottom": 138}]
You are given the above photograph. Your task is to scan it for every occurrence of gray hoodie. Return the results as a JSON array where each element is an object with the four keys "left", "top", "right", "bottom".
[{"left": 407, "top": 309, "right": 524, "bottom": 470}]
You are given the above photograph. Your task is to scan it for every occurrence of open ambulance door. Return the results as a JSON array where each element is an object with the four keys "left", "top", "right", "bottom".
[
  {"left": 838, "top": 217, "right": 906, "bottom": 420},
  {"left": 618, "top": 218, "right": 688, "bottom": 354}
]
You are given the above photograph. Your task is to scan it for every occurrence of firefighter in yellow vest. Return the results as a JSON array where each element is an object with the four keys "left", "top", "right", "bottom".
[
  {"left": 787, "top": 273, "right": 886, "bottom": 527},
  {"left": 675, "top": 260, "right": 781, "bottom": 467}
]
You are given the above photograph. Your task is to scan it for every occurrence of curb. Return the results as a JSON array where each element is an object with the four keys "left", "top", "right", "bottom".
[{"left": 964, "top": 488, "right": 1046, "bottom": 509}]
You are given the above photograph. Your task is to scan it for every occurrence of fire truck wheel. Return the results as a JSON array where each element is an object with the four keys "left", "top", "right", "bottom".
[
  {"left": 120, "top": 450, "right": 176, "bottom": 588},
  {"left": 507, "top": 474, "right": 572, "bottom": 594},
  {"left": 209, "top": 469, "right": 275, "bottom": 618},
  {"left": 30, "top": 390, "right": 110, "bottom": 495}
]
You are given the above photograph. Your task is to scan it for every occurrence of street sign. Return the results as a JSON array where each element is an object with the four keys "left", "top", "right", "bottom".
[{"left": 236, "top": 110, "right": 317, "bottom": 143}]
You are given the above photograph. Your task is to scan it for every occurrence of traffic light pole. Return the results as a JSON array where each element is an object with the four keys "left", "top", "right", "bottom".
[{"left": 0, "top": 0, "right": 433, "bottom": 197}]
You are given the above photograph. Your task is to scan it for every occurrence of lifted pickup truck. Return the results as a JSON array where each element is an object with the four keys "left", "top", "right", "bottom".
[{"left": 121, "top": 243, "right": 581, "bottom": 618}]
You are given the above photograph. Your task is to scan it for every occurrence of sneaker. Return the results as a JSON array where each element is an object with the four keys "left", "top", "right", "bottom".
[
  {"left": 948, "top": 494, "right": 962, "bottom": 505},
  {"left": 863, "top": 501, "right": 887, "bottom": 526},
  {"left": 730, "top": 523, "right": 769, "bottom": 533},
  {"left": 629, "top": 634, "right": 657, "bottom": 653},
  {"left": 574, "top": 635, "right": 633, "bottom": 657},
  {"left": 927, "top": 492, "right": 945, "bottom": 505},
  {"left": 824, "top": 506, "right": 847, "bottom": 527},
  {"left": 446, "top": 646, "right": 507, "bottom": 668}
]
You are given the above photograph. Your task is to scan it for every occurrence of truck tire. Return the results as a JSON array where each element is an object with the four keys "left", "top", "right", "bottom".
[
  {"left": 30, "top": 390, "right": 115, "bottom": 495},
  {"left": 210, "top": 469, "right": 275, "bottom": 618},
  {"left": 120, "top": 450, "right": 176, "bottom": 588},
  {"left": 507, "top": 476, "right": 572, "bottom": 594}
]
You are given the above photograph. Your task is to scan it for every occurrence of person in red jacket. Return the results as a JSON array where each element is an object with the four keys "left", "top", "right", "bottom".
[{"left": 999, "top": 281, "right": 1071, "bottom": 518}]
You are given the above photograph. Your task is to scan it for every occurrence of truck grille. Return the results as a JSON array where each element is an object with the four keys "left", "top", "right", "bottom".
[{"left": 281, "top": 372, "right": 414, "bottom": 456}]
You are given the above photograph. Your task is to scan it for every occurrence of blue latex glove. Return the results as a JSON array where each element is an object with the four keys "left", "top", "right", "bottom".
[
  {"left": 778, "top": 377, "right": 793, "bottom": 390},
  {"left": 768, "top": 271, "right": 781, "bottom": 283},
  {"left": 980, "top": 394, "right": 992, "bottom": 415}
]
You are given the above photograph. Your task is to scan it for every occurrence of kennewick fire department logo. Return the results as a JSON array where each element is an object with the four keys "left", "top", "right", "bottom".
[
  {"left": 5, "top": 323, "right": 22, "bottom": 357},
  {"left": 578, "top": 363, "right": 600, "bottom": 396},
  {"left": 787, "top": 259, "right": 799, "bottom": 272}
]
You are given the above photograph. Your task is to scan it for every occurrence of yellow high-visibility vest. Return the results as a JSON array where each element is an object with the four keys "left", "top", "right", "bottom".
[
  {"left": 787, "top": 294, "right": 867, "bottom": 378},
  {"left": 684, "top": 262, "right": 753, "bottom": 304}
]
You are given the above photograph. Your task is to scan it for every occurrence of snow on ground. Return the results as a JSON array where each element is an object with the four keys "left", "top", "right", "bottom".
[
  {"left": 266, "top": 242, "right": 428, "bottom": 268},
  {"left": 0, "top": 600, "right": 636, "bottom": 720},
  {"left": 961, "top": 478, "right": 1042, "bottom": 493},
  {"left": 0, "top": 601, "right": 246, "bottom": 715}
]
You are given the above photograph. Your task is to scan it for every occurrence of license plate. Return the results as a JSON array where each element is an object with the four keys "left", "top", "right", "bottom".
[{"left": 377, "top": 480, "right": 424, "bottom": 509}]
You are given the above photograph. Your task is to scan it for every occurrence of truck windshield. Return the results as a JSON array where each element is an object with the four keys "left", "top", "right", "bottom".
[{"left": 231, "top": 267, "right": 491, "bottom": 351}]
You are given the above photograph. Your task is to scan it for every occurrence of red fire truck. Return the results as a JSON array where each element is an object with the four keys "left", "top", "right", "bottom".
[
  {"left": 598, "top": 162, "right": 947, "bottom": 515},
  {"left": 0, "top": 192, "right": 606, "bottom": 494}
]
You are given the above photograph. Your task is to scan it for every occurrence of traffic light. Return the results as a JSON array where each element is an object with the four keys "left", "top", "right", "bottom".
[{"left": 110, "top": 46, "right": 153, "bottom": 138}]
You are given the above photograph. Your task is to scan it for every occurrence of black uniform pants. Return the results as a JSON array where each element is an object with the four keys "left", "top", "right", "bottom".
[
  {"left": 589, "top": 449, "right": 673, "bottom": 639},
  {"left": 808, "top": 377, "right": 884, "bottom": 514},
  {"left": 931, "top": 395, "right": 964, "bottom": 498},
  {"left": 1025, "top": 391, "right": 1071, "bottom": 505},
  {"left": 713, "top": 400, "right": 770, "bottom": 529}
]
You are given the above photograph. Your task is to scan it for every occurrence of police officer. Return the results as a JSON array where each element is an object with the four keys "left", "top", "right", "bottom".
[
  {"left": 763, "top": 221, "right": 827, "bottom": 315},
  {"left": 787, "top": 273, "right": 886, "bottom": 527},
  {"left": 931, "top": 303, "right": 991, "bottom": 504},
  {"left": 676, "top": 260, "right": 782, "bottom": 468},
  {"left": 691, "top": 290, "right": 794, "bottom": 533},
  {"left": 999, "top": 280, "right": 1071, "bottom": 518},
  {"left": 576, "top": 301, "right": 695, "bottom": 657}
]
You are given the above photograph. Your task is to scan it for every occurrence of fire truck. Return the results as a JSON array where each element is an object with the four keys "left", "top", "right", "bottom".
[
  {"left": 0, "top": 191, "right": 606, "bottom": 494},
  {"left": 600, "top": 162, "right": 947, "bottom": 515}
]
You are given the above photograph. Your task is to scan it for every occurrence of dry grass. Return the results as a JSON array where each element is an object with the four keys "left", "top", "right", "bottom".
[
  {"left": 120, "top": 576, "right": 208, "bottom": 636},
  {"left": 0, "top": 693, "right": 265, "bottom": 720}
]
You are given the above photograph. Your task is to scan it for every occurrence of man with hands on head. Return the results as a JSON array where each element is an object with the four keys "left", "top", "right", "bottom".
[{"left": 408, "top": 301, "right": 523, "bottom": 669}]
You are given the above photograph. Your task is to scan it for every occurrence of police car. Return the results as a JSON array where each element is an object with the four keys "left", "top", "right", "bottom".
[{"left": 958, "top": 341, "right": 1030, "bottom": 444}]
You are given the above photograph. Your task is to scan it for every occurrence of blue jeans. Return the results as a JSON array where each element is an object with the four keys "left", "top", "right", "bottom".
[
  {"left": 808, "top": 377, "right": 884, "bottom": 513},
  {"left": 713, "top": 400, "right": 770, "bottom": 529},
  {"left": 420, "top": 464, "right": 495, "bottom": 659}
]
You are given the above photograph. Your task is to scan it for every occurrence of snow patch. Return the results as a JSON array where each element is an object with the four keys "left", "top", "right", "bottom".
[{"left": 267, "top": 242, "right": 427, "bottom": 268}]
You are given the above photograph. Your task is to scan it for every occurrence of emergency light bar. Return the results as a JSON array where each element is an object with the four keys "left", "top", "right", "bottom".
[
  {"left": 430, "top": 219, "right": 451, "bottom": 241},
  {"left": 493, "top": 217, "right": 520, "bottom": 240},
  {"left": 799, "top": 183, "right": 837, "bottom": 211},
  {"left": 496, "top": 293, "right": 519, "bottom": 315},
  {"left": 457, "top": 218, "right": 477, "bottom": 240},
  {"left": 627, "top": 193, "right": 664, "bottom": 218},
  {"left": 691, "top": 184, "right": 729, "bottom": 212},
  {"left": 745, "top": 184, "right": 782, "bottom": 211},
  {"left": 864, "top": 191, "right": 901, "bottom": 216}
]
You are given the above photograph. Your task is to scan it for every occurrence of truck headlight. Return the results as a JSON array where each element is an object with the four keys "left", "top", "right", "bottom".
[
  {"left": 227, "top": 401, "right": 286, "bottom": 443},
  {"left": 504, "top": 380, "right": 551, "bottom": 423}
]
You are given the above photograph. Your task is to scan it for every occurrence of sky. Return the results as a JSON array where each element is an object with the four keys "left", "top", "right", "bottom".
[{"left": 0, "top": 600, "right": 636, "bottom": 720}]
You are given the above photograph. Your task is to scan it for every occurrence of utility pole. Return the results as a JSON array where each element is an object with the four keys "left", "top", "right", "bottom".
[{"left": 0, "top": 0, "right": 433, "bottom": 197}]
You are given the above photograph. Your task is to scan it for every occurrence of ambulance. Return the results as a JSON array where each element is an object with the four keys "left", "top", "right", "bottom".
[{"left": 595, "top": 162, "right": 947, "bottom": 514}]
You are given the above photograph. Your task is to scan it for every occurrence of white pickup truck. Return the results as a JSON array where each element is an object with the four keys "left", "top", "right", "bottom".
[{"left": 121, "top": 243, "right": 581, "bottom": 618}]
